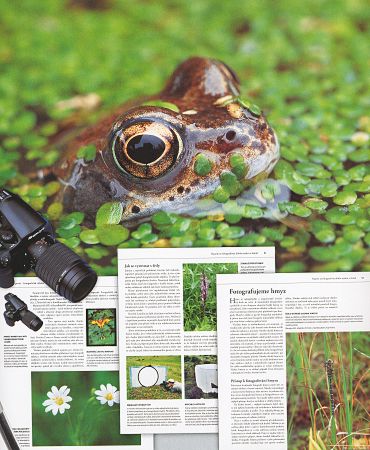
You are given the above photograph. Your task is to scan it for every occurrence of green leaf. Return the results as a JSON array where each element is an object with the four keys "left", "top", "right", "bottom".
[
  {"left": 97, "top": 225, "right": 130, "bottom": 246},
  {"left": 118, "top": 239, "right": 140, "bottom": 249},
  {"left": 96, "top": 202, "right": 124, "bottom": 227},
  {"left": 243, "top": 205, "right": 264, "bottom": 219},
  {"left": 140, "top": 233, "right": 158, "bottom": 244},
  {"left": 142, "top": 100, "right": 179, "bottom": 113},
  {"left": 66, "top": 212, "right": 85, "bottom": 224},
  {"left": 219, "top": 226, "right": 244, "bottom": 239},
  {"left": 213, "top": 186, "right": 230, "bottom": 203},
  {"left": 44, "top": 181, "right": 61, "bottom": 196},
  {"left": 85, "top": 246, "right": 109, "bottom": 260},
  {"left": 47, "top": 202, "right": 63, "bottom": 220},
  {"left": 198, "top": 227, "right": 216, "bottom": 240},
  {"left": 77, "top": 144, "right": 97, "bottom": 162},
  {"left": 333, "top": 190, "right": 357, "bottom": 205},
  {"left": 36, "top": 149, "right": 60, "bottom": 168},
  {"left": 152, "top": 211, "right": 177, "bottom": 226},
  {"left": 229, "top": 153, "right": 248, "bottom": 179},
  {"left": 57, "top": 224, "right": 81, "bottom": 238},
  {"left": 80, "top": 229, "right": 100, "bottom": 244},
  {"left": 131, "top": 223, "right": 152, "bottom": 240},
  {"left": 303, "top": 198, "right": 328, "bottom": 212},
  {"left": 237, "top": 96, "right": 261, "bottom": 116},
  {"left": 220, "top": 171, "right": 243, "bottom": 196},
  {"left": 280, "top": 261, "right": 306, "bottom": 272},
  {"left": 194, "top": 154, "right": 213, "bottom": 176},
  {"left": 278, "top": 201, "right": 311, "bottom": 217}
]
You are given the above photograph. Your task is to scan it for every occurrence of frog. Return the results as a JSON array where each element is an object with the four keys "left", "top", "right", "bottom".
[{"left": 52, "top": 56, "right": 279, "bottom": 222}]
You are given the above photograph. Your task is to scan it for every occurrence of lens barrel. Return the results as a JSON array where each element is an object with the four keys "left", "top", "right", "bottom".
[
  {"left": 34, "top": 242, "right": 97, "bottom": 302},
  {"left": 0, "top": 267, "right": 14, "bottom": 289},
  {"left": 20, "top": 309, "right": 43, "bottom": 331}
]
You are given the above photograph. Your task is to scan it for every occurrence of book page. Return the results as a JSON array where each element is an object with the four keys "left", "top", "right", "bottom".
[
  {"left": 217, "top": 272, "right": 370, "bottom": 450},
  {"left": 118, "top": 247, "right": 275, "bottom": 434},
  {"left": 0, "top": 277, "right": 153, "bottom": 450}
]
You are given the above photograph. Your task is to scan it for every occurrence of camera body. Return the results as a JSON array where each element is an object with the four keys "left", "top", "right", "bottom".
[
  {"left": 0, "top": 189, "right": 53, "bottom": 287},
  {"left": 0, "top": 189, "right": 97, "bottom": 302},
  {"left": 4, "top": 293, "right": 43, "bottom": 331}
]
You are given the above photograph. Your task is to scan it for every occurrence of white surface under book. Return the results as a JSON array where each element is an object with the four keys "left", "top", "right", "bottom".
[
  {"left": 0, "top": 276, "right": 153, "bottom": 450},
  {"left": 117, "top": 246, "right": 275, "bottom": 434},
  {"left": 216, "top": 271, "right": 370, "bottom": 450}
]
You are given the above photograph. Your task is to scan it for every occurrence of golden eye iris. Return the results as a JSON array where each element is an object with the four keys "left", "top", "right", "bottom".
[{"left": 112, "top": 120, "right": 182, "bottom": 179}]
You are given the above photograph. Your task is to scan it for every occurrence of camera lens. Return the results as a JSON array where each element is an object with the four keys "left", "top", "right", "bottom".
[
  {"left": 0, "top": 267, "right": 14, "bottom": 288},
  {"left": 34, "top": 242, "right": 97, "bottom": 302},
  {"left": 20, "top": 310, "right": 43, "bottom": 331}
]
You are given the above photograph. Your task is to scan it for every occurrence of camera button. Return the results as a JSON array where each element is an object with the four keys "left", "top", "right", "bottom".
[{"left": 0, "top": 230, "right": 15, "bottom": 243}]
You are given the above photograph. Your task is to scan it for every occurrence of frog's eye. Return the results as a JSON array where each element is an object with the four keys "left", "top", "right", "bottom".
[{"left": 112, "top": 120, "right": 182, "bottom": 178}]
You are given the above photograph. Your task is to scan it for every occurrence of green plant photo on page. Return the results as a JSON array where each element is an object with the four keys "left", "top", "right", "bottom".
[{"left": 86, "top": 309, "right": 117, "bottom": 346}]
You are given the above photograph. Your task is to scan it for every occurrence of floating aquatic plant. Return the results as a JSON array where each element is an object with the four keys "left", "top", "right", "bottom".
[{"left": 1, "top": 0, "right": 369, "bottom": 277}]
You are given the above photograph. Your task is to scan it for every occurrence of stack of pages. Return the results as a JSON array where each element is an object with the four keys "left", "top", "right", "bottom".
[{"left": 0, "top": 246, "right": 369, "bottom": 449}]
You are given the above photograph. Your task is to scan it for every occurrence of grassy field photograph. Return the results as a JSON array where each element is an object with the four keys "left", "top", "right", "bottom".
[
  {"left": 183, "top": 262, "right": 238, "bottom": 331},
  {"left": 286, "top": 332, "right": 369, "bottom": 449},
  {"left": 184, "top": 355, "right": 218, "bottom": 399},
  {"left": 31, "top": 370, "right": 141, "bottom": 447},
  {"left": 86, "top": 308, "right": 116, "bottom": 346},
  {"left": 126, "top": 355, "right": 182, "bottom": 400}
]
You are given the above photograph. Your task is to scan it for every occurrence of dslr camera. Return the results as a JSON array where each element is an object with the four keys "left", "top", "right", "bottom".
[
  {"left": 0, "top": 189, "right": 97, "bottom": 302},
  {"left": 4, "top": 293, "right": 43, "bottom": 332}
]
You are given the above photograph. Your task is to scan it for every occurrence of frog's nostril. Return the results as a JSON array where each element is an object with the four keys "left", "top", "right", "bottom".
[{"left": 225, "top": 130, "right": 236, "bottom": 141}]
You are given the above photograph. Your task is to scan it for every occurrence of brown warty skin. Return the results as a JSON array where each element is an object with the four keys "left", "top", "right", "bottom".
[{"left": 53, "top": 57, "right": 279, "bottom": 222}]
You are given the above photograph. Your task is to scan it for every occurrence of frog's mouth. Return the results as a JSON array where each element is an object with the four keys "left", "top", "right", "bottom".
[{"left": 246, "top": 130, "right": 280, "bottom": 179}]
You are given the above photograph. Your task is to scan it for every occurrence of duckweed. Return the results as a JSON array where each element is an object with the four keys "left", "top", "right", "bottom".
[
  {"left": 278, "top": 202, "right": 311, "bottom": 218},
  {"left": 243, "top": 205, "right": 264, "bottom": 219},
  {"left": 131, "top": 223, "right": 152, "bottom": 240},
  {"left": 1, "top": 0, "right": 368, "bottom": 275},
  {"left": 280, "top": 261, "right": 306, "bottom": 273},
  {"left": 303, "top": 198, "right": 328, "bottom": 212},
  {"left": 194, "top": 154, "right": 213, "bottom": 176},
  {"left": 333, "top": 190, "right": 357, "bottom": 205},
  {"left": 95, "top": 202, "right": 124, "bottom": 227},
  {"left": 213, "top": 186, "right": 230, "bottom": 203},
  {"left": 229, "top": 153, "right": 249, "bottom": 179},
  {"left": 142, "top": 100, "right": 180, "bottom": 113},
  {"left": 80, "top": 229, "right": 100, "bottom": 245},
  {"left": 77, "top": 144, "right": 97, "bottom": 162},
  {"left": 96, "top": 225, "right": 130, "bottom": 246},
  {"left": 220, "top": 171, "right": 243, "bottom": 196}
]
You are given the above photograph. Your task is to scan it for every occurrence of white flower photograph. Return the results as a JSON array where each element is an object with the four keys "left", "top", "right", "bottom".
[{"left": 31, "top": 371, "right": 140, "bottom": 447}]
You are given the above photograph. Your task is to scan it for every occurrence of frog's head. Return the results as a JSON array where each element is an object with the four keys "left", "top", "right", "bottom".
[{"left": 59, "top": 57, "right": 279, "bottom": 221}]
